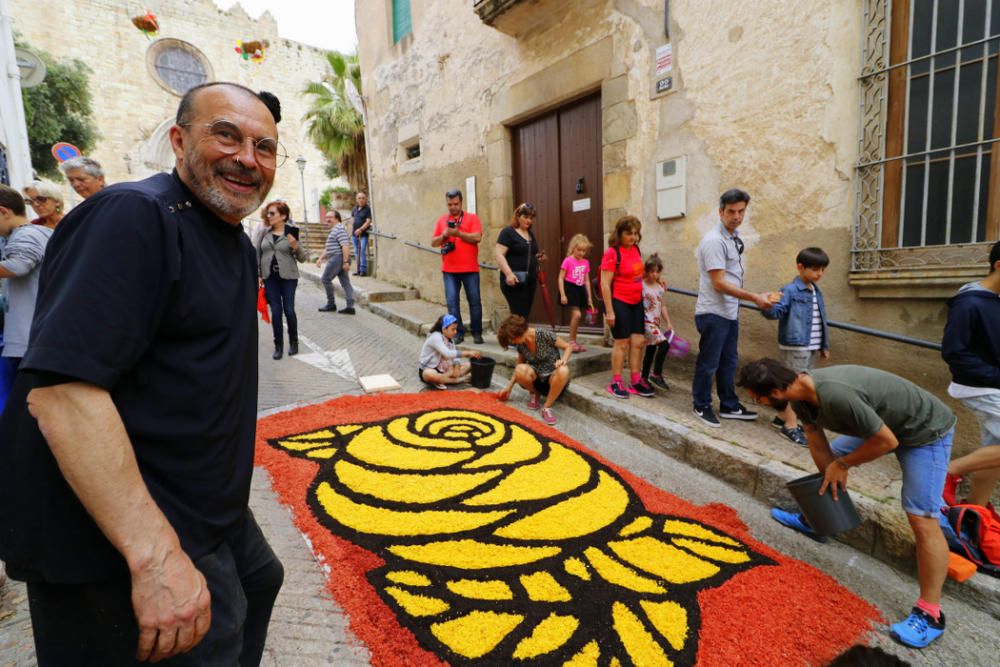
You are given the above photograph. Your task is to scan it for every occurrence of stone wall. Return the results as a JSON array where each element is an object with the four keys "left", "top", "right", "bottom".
[
  {"left": 9, "top": 0, "right": 336, "bottom": 225},
  {"left": 356, "top": 0, "right": 980, "bottom": 450}
]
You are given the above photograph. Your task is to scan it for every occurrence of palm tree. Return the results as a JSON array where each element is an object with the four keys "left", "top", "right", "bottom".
[{"left": 303, "top": 51, "right": 367, "bottom": 192}]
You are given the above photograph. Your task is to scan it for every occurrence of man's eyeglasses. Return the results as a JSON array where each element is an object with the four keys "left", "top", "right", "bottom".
[
  {"left": 733, "top": 236, "right": 745, "bottom": 255},
  {"left": 181, "top": 119, "right": 288, "bottom": 169}
]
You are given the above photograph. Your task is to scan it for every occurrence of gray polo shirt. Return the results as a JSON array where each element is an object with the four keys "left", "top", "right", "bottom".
[
  {"left": 1, "top": 224, "right": 53, "bottom": 358},
  {"left": 695, "top": 222, "right": 743, "bottom": 319}
]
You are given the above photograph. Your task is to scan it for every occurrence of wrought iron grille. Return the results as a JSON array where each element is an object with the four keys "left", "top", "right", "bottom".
[{"left": 854, "top": 0, "right": 996, "bottom": 272}]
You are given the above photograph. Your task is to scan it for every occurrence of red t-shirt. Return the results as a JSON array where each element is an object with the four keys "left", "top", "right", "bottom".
[
  {"left": 433, "top": 212, "right": 482, "bottom": 273},
  {"left": 600, "top": 245, "right": 643, "bottom": 304}
]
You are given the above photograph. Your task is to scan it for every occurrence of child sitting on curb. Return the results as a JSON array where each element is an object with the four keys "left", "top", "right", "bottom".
[{"left": 418, "top": 314, "right": 481, "bottom": 389}]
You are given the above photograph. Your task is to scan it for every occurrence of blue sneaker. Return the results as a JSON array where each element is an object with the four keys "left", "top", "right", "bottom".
[
  {"left": 770, "top": 508, "right": 827, "bottom": 543},
  {"left": 890, "top": 607, "right": 945, "bottom": 649}
]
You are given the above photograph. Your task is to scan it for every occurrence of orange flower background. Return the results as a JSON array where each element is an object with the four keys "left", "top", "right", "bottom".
[{"left": 255, "top": 392, "right": 881, "bottom": 666}]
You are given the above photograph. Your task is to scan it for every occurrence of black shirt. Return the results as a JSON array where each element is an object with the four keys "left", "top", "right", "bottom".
[
  {"left": 496, "top": 226, "right": 537, "bottom": 279},
  {"left": 0, "top": 171, "right": 258, "bottom": 583},
  {"left": 351, "top": 204, "right": 372, "bottom": 237}
]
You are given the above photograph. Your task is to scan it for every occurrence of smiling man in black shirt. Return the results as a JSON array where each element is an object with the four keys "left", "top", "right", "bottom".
[{"left": 0, "top": 82, "right": 285, "bottom": 665}]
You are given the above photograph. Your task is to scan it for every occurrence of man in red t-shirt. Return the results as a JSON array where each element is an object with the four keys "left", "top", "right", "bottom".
[{"left": 431, "top": 189, "right": 483, "bottom": 344}]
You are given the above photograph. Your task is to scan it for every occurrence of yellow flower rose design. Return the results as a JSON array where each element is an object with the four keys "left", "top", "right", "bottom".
[{"left": 271, "top": 409, "right": 771, "bottom": 665}]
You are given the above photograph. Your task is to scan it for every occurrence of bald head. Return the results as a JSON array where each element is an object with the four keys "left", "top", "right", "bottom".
[{"left": 177, "top": 82, "right": 281, "bottom": 127}]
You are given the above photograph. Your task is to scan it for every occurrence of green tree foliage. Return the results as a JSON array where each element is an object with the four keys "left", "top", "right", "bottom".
[
  {"left": 303, "top": 51, "right": 367, "bottom": 193},
  {"left": 18, "top": 42, "right": 99, "bottom": 180}
]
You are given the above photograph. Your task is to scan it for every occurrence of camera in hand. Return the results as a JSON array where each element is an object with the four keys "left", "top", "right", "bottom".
[{"left": 441, "top": 241, "right": 456, "bottom": 255}]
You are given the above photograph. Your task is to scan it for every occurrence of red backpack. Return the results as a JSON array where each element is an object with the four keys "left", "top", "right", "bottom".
[{"left": 947, "top": 504, "right": 1000, "bottom": 577}]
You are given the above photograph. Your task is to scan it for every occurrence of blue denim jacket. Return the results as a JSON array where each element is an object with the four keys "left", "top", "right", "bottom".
[{"left": 762, "top": 276, "right": 829, "bottom": 349}]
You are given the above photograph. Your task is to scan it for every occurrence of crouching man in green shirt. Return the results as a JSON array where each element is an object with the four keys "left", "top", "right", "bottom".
[{"left": 737, "top": 360, "right": 956, "bottom": 649}]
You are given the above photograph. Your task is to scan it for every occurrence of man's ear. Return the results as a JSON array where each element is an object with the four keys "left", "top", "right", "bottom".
[{"left": 168, "top": 125, "right": 186, "bottom": 163}]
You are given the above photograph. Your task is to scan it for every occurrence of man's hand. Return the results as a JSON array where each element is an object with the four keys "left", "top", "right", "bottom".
[
  {"left": 132, "top": 546, "right": 212, "bottom": 662},
  {"left": 819, "top": 460, "right": 849, "bottom": 501},
  {"left": 821, "top": 349, "right": 830, "bottom": 360},
  {"left": 353, "top": 228, "right": 361, "bottom": 237},
  {"left": 768, "top": 290, "right": 783, "bottom": 304},
  {"left": 753, "top": 292, "right": 774, "bottom": 309}
]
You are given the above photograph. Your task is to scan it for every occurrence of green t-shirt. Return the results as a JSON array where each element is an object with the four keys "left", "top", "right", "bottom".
[{"left": 794, "top": 365, "right": 956, "bottom": 447}]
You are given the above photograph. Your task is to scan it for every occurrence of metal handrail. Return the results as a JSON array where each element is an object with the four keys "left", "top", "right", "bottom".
[{"left": 666, "top": 287, "right": 942, "bottom": 351}]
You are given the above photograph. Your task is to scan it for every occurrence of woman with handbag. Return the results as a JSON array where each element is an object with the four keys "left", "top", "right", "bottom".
[
  {"left": 495, "top": 202, "right": 545, "bottom": 318},
  {"left": 258, "top": 200, "right": 307, "bottom": 360}
]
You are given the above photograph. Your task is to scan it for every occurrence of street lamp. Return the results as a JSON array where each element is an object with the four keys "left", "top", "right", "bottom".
[{"left": 295, "top": 156, "right": 308, "bottom": 224}]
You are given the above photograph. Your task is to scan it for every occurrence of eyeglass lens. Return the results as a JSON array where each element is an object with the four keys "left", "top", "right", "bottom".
[{"left": 207, "top": 120, "right": 286, "bottom": 168}]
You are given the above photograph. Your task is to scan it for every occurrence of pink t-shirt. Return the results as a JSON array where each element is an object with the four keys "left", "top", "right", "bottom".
[
  {"left": 599, "top": 245, "right": 644, "bottom": 304},
  {"left": 560, "top": 257, "right": 590, "bottom": 286}
]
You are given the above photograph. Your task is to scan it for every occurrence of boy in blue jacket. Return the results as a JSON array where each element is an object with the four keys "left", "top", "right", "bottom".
[
  {"left": 942, "top": 240, "right": 1000, "bottom": 507},
  {"left": 761, "top": 247, "right": 831, "bottom": 445}
]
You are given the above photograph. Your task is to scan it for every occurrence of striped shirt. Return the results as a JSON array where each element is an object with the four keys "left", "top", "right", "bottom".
[
  {"left": 324, "top": 224, "right": 351, "bottom": 260},
  {"left": 779, "top": 287, "right": 824, "bottom": 352}
]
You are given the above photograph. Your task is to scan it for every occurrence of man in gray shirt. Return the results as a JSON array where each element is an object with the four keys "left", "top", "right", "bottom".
[
  {"left": 316, "top": 209, "right": 355, "bottom": 314},
  {"left": 0, "top": 185, "right": 53, "bottom": 412},
  {"left": 692, "top": 189, "right": 774, "bottom": 427},
  {"left": 738, "top": 360, "right": 956, "bottom": 649}
]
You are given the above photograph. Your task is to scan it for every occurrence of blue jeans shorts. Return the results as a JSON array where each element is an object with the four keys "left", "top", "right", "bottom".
[{"left": 830, "top": 428, "right": 954, "bottom": 518}]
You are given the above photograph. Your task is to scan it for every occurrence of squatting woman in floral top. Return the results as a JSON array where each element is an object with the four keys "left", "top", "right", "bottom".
[{"left": 496, "top": 315, "right": 572, "bottom": 426}]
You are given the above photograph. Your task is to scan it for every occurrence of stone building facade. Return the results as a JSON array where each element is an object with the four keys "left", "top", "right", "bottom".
[
  {"left": 356, "top": 0, "right": 1000, "bottom": 449},
  {"left": 8, "top": 0, "right": 335, "bottom": 223}
]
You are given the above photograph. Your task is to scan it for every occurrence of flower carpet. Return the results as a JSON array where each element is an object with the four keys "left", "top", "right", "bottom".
[{"left": 255, "top": 392, "right": 882, "bottom": 666}]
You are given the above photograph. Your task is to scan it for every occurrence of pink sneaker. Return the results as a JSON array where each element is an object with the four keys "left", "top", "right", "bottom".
[
  {"left": 541, "top": 407, "right": 556, "bottom": 425},
  {"left": 526, "top": 393, "right": 540, "bottom": 410},
  {"left": 570, "top": 341, "right": 586, "bottom": 353}
]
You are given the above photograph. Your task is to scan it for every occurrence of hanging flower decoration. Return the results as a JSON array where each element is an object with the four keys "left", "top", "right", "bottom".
[
  {"left": 235, "top": 39, "right": 269, "bottom": 65},
  {"left": 130, "top": 10, "right": 159, "bottom": 39}
]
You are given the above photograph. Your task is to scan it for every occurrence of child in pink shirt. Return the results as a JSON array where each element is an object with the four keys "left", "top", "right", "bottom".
[{"left": 558, "top": 234, "right": 594, "bottom": 352}]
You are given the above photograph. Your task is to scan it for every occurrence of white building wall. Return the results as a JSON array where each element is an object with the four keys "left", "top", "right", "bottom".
[{"left": 0, "top": 0, "right": 32, "bottom": 187}]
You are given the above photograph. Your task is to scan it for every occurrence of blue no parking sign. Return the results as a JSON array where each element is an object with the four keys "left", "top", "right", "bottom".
[{"left": 51, "top": 142, "right": 81, "bottom": 163}]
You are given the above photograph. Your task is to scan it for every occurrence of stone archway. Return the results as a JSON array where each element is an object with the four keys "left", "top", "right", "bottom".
[{"left": 138, "top": 118, "right": 176, "bottom": 175}]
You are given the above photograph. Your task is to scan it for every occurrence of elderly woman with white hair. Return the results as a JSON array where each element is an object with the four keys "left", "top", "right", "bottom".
[{"left": 23, "top": 181, "right": 64, "bottom": 229}]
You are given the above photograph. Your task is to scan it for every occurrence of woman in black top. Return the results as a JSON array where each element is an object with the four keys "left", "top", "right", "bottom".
[{"left": 495, "top": 202, "right": 544, "bottom": 318}]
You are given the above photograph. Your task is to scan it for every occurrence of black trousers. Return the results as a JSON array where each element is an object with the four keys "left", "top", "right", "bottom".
[
  {"left": 27, "top": 510, "right": 284, "bottom": 666},
  {"left": 641, "top": 339, "right": 670, "bottom": 378}
]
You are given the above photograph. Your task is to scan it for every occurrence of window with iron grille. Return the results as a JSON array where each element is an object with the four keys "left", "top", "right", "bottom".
[{"left": 855, "top": 0, "right": 999, "bottom": 274}]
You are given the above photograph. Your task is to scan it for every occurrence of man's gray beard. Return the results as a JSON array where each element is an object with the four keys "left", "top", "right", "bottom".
[{"left": 181, "top": 152, "right": 270, "bottom": 220}]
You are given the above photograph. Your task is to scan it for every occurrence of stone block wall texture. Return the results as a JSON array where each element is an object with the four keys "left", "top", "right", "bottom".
[
  {"left": 9, "top": 0, "right": 335, "bottom": 224},
  {"left": 354, "top": 0, "right": 989, "bottom": 451}
]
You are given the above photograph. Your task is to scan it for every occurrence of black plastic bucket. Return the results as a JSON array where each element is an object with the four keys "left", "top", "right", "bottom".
[
  {"left": 469, "top": 357, "right": 496, "bottom": 389},
  {"left": 786, "top": 472, "right": 861, "bottom": 536}
]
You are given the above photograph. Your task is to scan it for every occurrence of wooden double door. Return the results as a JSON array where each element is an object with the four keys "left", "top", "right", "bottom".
[{"left": 511, "top": 94, "right": 604, "bottom": 330}]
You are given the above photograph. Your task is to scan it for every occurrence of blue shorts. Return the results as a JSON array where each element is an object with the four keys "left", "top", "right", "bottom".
[{"left": 831, "top": 428, "right": 953, "bottom": 518}]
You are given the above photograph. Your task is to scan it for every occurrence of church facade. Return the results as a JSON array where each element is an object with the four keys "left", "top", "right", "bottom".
[{"left": 9, "top": 0, "right": 336, "bottom": 222}]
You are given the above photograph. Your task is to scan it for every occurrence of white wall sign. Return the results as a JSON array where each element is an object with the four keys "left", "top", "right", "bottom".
[
  {"left": 655, "top": 43, "right": 673, "bottom": 76},
  {"left": 572, "top": 198, "right": 591, "bottom": 212},
  {"left": 465, "top": 175, "right": 477, "bottom": 214}
]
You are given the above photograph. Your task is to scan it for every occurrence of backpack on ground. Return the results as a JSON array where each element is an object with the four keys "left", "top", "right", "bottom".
[{"left": 946, "top": 504, "right": 1000, "bottom": 578}]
